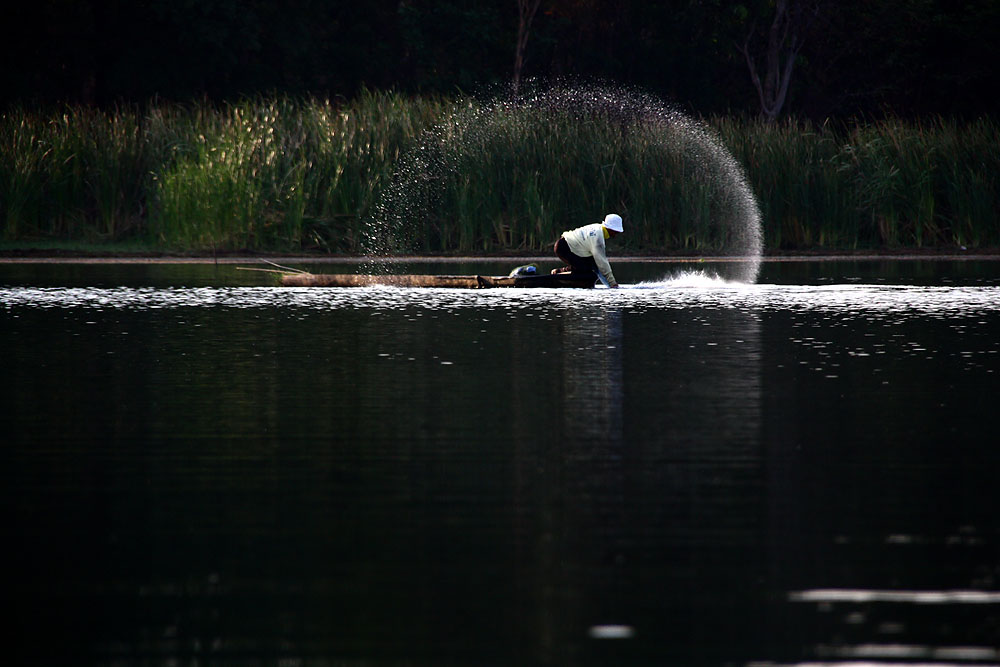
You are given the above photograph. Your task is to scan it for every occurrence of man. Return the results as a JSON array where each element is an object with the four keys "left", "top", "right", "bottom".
[{"left": 552, "top": 213, "right": 624, "bottom": 288}]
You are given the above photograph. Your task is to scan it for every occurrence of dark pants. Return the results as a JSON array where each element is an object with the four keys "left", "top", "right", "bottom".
[{"left": 554, "top": 237, "right": 599, "bottom": 279}]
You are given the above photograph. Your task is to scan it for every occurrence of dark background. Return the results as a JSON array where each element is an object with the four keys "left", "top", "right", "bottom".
[{"left": 2, "top": 0, "right": 998, "bottom": 119}]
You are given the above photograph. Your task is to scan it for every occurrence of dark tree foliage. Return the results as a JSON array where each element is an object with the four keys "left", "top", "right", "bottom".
[
  {"left": 799, "top": 0, "right": 1000, "bottom": 118},
  {"left": 1, "top": 0, "right": 997, "bottom": 118}
]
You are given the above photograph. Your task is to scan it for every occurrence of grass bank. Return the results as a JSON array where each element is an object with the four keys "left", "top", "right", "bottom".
[
  {"left": 714, "top": 116, "right": 999, "bottom": 250},
  {"left": 2, "top": 93, "right": 997, "bottom": 253},
  {"left": 1, "top": 92, "right": 448, "bottom": 254}
]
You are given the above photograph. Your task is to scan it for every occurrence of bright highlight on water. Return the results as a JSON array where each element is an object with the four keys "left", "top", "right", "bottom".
[{"left": 5, "top": 279, "right": 997, "bottom": 316}]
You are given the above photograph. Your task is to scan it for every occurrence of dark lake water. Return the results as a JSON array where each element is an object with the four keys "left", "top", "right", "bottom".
[{"left": 2, "top": 258, "right": 999, "bottom": 666}]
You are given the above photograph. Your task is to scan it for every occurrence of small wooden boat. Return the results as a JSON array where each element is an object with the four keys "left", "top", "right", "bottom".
[{"left": 280, "top": 272, "right": 596, "bottom": 289}]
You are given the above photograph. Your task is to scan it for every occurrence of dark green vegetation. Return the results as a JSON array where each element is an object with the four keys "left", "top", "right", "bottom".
[
  {"left": 1, "top": 93, "right": 447, "bottom": 253},
  {"left": 716, "top": 117, "right": 1000, "bottom": 250},
  {"left": 2, "top": 94, "right": 998, "bottom": 254}
]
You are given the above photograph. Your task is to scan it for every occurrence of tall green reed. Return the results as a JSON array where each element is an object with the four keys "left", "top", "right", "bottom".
[
  {"left": 1, "top": 106, "right": 149, "bottom": 240},
  {"left": 929, "top": 117, "right": 999, "bottom": 247},
  {"left": 386, "top": 100, "right": 756, "bottom": 255},
  {"left": 150, "top": 92, "right": 448, "bottom": 251},
  {"left": 1, "top": 92, "right": 446, "bottom": 251},
  {"left": 2, "top": 94, "right": 998, "bottom": 253},
  {"left": 714, "top": 115, "right": 1000, "bottom": 250},
  {"left": 713, "top": 117, "right": 853, "bottom": 249}
]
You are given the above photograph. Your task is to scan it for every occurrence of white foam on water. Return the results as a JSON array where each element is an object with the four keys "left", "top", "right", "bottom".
[
  {"left": 750, "top": 662, "right": 998, "bottom": 667},
  {"left": 628, "top": 269, "right": 740, "bottom": 289},
  {"left": 790, "top": 589, "right": 1000, "bottom": 604},
  {"left": 3, "top": 283, "right": 1000, "bottom": 318},
  {"left": 587, "top": 624, "right": 635, "bottom": 639}
]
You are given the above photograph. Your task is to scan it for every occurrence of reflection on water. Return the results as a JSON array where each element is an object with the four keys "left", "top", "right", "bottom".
[
  {"left": 523, "top": 307, "right": 629, "bottom": 660},
  {"left": 562, "top": 306, "right": 624, "bottom": 444},
  {"left": 2, "top": 265, "right": 999, "bottom": 665}
]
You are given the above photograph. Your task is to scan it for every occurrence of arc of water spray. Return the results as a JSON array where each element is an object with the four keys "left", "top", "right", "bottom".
[{"left": 366, "top": 81, "right": 763, "bottom": 283}]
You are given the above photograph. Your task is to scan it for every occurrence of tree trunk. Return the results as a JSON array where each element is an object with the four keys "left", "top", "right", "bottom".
[
  {"left": 740, "top": 0, "right": 818, "bottom": 121},
  {"left": 514, "top": 0, "right": 543, "bottom": 95}
]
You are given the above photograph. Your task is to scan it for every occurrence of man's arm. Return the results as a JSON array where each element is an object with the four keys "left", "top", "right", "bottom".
[{"left": 591, "top": 237, "right": 619, "bottom": 287}]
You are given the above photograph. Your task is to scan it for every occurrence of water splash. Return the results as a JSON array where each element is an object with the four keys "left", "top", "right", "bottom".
[
  {"left": 365, "top": 80, "right": 763, "bottom": 282},
  {"left": 629, "top": 270, "right": 741, "bottom": 289}
]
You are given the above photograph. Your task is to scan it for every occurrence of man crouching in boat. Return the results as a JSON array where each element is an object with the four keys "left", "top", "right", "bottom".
[{"left": 552, "top": 213, "right": 624, "bottom": 288}]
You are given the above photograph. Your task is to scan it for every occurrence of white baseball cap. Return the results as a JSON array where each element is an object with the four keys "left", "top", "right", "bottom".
[{"left": 603, "top": 213, "right": 624, "bottom": 232}]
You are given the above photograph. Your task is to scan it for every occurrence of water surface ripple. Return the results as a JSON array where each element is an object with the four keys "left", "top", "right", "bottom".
[{"left": 3, "top": 266, "right": 999, "bottom": 666}]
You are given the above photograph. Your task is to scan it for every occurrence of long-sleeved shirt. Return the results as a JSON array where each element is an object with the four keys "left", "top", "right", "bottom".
[{"left": 562, "top": 223, "right": 618, "bottom": 287}]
